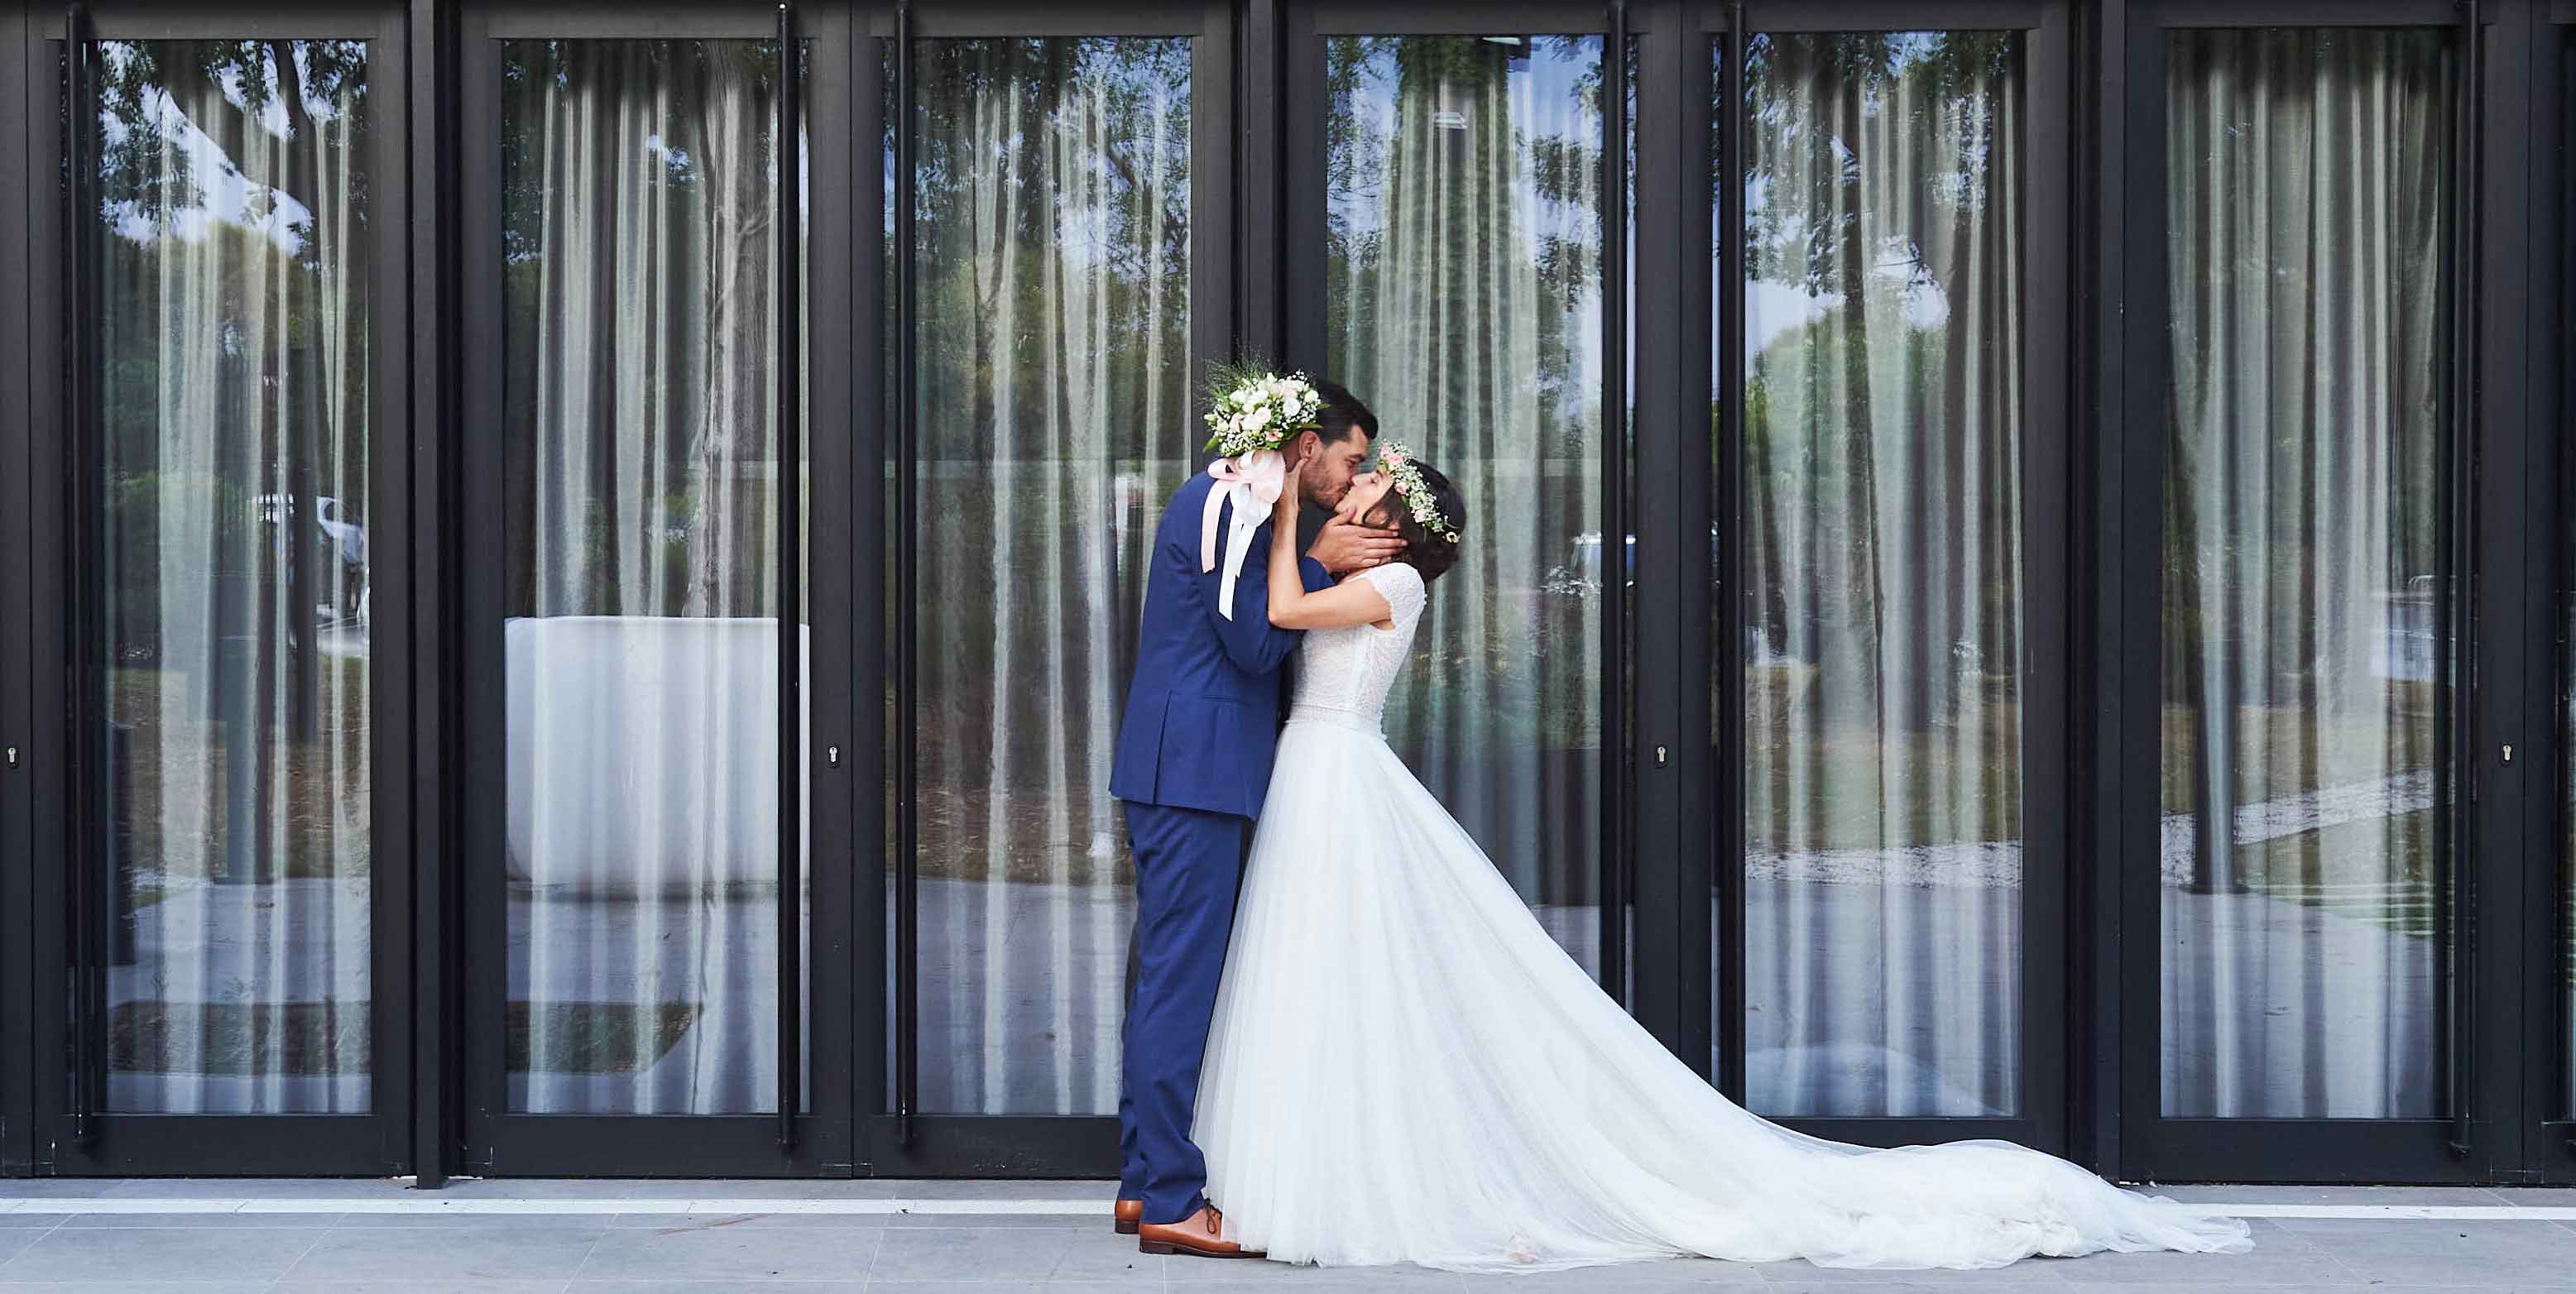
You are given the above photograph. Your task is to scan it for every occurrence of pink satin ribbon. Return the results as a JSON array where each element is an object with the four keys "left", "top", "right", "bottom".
[{"left": 1200, "top": 449, "right": 1286, "bottom": 621}]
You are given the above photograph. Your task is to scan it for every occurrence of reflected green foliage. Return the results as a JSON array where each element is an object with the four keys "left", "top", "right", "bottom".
[
  {"left": 909, "top": 39, "right": 1190, "bottom": 890},
  {"left": 501, "top": 39, "right": 794, "bottom": 619}
]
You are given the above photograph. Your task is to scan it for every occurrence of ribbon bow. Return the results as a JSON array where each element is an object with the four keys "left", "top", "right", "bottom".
[{"left": 1200, "top": 449, "right": 1287, "bottom": 621}]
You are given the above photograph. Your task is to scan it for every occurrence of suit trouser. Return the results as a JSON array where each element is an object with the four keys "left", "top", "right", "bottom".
[{"left": 1114, "top": 800, "right": 1246, "bottom": 1225}]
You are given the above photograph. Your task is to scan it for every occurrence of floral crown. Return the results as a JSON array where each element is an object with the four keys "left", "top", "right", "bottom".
[
  {"left": 1374, "top": 443, "right": 1459, "bottom": 544},
  {"left": 1201, "top": 359, "right": 1323, "bottom": 459}
]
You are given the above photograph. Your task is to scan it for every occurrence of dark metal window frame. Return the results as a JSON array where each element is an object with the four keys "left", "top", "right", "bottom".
[
  {"left": 448, "top": 0, "right": 861, "bottom": 1179},
  {"left": 2521, "top": 0, "right": 2570, "bottom": 1186},
  {"left": 2108, "top": 0, "right": 2539, "bottom": 1186},
  {"left": 9, "top": 0, "right": 419, "bottom": 1177},
  {"left": 868, "top": 0, "right": 1240, "bottom": 1179},
  {"left": 1691, "top": 0, "right": 2078, "bottom": 1159}
]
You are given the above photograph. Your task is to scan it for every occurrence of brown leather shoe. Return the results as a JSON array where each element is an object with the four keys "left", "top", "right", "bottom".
[
  {"left": 1113, "top": 1198, "right": 1143, "bottom": 1235},
  {"left": 1136, "top": 1204, "right": 1261, "bottom": 1258}
]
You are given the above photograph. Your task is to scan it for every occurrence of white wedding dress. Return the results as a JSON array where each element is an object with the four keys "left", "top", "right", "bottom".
[{"left": 1194, "top": 561, "right": 2252, "bottom": 1273}]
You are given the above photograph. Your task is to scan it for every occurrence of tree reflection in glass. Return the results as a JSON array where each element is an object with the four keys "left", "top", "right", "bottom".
[
  {"left": 1729, "top": 31, "right": 2027, "bottom": 1119},
  {"left": 906, "top": 37, "right": 1192, "bottom": 1115},
  {"left": 1326, "top": 34, "right": 1609, "bottom": 972},
  {"left": 89, "top": 39, "right": 374, "bottom": 1112},
  {"left": 2160, "top": 27, "right": 2454, "bottom": 1119}
]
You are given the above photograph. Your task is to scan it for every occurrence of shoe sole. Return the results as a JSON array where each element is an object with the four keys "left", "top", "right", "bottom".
[
  {"left": 1114, "top": 1221, "right": 1139, "bottom": 1235},
  {"left": 1138, "top": 1240, "right": 1262, "bottom": 1258}
]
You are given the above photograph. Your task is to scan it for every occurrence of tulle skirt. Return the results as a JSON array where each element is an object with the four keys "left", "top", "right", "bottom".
[{"left": 1194, "top": 714, "right": 2253, "bottom": 1273}]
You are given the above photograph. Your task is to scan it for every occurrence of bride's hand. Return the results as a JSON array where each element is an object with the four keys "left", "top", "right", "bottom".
[{"left": 1274, "top": 442, "right": 1310, "bottom": 523}]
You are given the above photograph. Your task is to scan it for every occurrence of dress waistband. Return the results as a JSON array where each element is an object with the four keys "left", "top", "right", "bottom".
[{"left": 1285, "top": 704, "right": 1384, "bottom": 737}]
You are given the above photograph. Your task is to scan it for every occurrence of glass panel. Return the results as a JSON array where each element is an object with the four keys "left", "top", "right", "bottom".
[
  {"left": 1326, "top": 34, "right": 1606, "bottom": 973},
  {"left": 909, "top": 37, "right": 1191, "bottom": 1114},
  {"left": 1728, "top": 32, "right": 2027, "bottom": 1119},
  {"left": 91, "top": 39, "right": 374, "bottom": 1114},
  {"left": 2160, "top": 28, "right": 2454, "bottom": 1119},
  {"left": 501, "top": 39, "right": 805, "bottom": 1115}
]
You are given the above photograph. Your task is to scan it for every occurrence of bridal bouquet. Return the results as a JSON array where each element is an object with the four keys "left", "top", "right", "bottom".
[
  {"left": 1202, "top": 359, "right": 1324, "bottom": 458},
  {"left": 1198, "top": 358, "right": 1322, "bottom": 619}
]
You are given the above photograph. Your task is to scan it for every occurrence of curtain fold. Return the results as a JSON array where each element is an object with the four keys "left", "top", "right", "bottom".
[
  {"left": 2159, "top": 27, "right": 2454, "bottom": 1119},
  {"left": 1736, "top": 31, "right": 2025, "bottom": 1119},
  {"left": 910, "top": 37, "right": 1189, "bottom": 1114},
  {"left": 1326, "top": 35, "right": 1606, "bottom": 966},
  {"left": 97, "top": 39, "right": 372, "bottom": 1114},
  {"left": 501, "top": 39, "right": 803, "bottom": 1115}
]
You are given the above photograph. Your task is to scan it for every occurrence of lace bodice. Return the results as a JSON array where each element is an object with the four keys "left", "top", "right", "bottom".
[{"left": 1288, "top": 562, "right": 1427, "bottom": 735}]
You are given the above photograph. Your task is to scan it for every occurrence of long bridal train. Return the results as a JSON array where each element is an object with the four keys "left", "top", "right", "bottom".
[{"left": 1194, "top": 562, "right": 2252, "bottom": 1275}]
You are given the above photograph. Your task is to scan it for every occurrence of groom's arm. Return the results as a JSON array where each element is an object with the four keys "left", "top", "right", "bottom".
[{"left": 1200, "top": 501, "right": 1326, "bottom": 674}]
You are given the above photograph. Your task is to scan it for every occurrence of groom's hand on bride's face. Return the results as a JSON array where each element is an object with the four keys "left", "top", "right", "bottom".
[{"left": 1309, "top": 517, "right": 1407, "bottom": 575}]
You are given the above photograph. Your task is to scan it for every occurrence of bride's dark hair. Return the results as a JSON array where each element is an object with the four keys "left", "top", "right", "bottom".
[{"left": 1362, "top": 459, "right": 1466, "bottom": 584}]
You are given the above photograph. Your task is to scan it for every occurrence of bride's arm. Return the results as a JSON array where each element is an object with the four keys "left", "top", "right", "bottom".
[{"left": 1269, "top": 485, "right": 1394, "bottom": 630}]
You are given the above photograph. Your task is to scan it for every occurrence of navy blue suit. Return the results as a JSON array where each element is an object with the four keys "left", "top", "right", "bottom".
[{"left": 1110, "top": 472, "right": 1329, "bottom": 1225}]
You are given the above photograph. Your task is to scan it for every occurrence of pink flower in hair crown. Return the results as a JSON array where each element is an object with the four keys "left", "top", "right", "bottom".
[{"left": 1372, "top": 441, "right": 1459, "bottom": 543}]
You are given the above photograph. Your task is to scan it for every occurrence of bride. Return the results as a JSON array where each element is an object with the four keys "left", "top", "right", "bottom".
[{"left": 1187, "top": 443, "right": 2254, "bottom": 1274}]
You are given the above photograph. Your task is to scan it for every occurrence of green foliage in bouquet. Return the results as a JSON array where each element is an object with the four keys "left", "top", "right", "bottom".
[{"left": 1201, "top": 356, "right": 1324, "bottom": 458}]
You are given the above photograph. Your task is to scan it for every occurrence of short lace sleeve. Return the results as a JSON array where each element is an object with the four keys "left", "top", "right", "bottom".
[{"left": 1359, "top": 560, "right": 1427, "bottom": 624}]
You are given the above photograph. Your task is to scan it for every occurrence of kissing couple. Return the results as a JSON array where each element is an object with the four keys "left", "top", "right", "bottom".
[{"left": 1104, "top": 371, "right": 2254, "bottom": 1274}]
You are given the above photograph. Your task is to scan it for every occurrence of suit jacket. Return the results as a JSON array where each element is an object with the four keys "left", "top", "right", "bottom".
[{"left": 1110, "top": 472, "right": 1331, "bottom": 820}]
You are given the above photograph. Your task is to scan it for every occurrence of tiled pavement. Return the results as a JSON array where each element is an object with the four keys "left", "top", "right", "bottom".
[{"left": 1, "top": 1181, "right": 2573, "bottom": 1292}]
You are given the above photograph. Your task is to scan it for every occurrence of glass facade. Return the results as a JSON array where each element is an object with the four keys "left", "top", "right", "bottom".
[{"left": 10, "top": 1, "right": 2574, "bottom": 1186}]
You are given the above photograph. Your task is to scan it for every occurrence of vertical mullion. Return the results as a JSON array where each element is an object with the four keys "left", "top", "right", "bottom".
[
  {"left": 1629, "top": 0, "right": 1714, "bottom": 1071},
  {"left": 0, "top": 0, "right": 33, "bottom": 1180},
  {"left": 1197, "top": 1, "right": 1239, "bottom": 402},
  {"left": 2112, "top": 4, "right": 2166, "bottom": 1177},
  {"left": 1600, "top": 0, "right": 1630, "bottom": 1004},
  {"left": 407, "top": 0, "right": 462, "bottom": 1187},
  {"left": 61, "top": 2, "right": 100, "bottom": 1151},
  {"left": 456, "top": 5, "right": 508, "bottom": 1172},
  {"left": 890, "top": 0, "right": 919, "bottom": 1151},
  {"left": 849, "top": 1, "right": 889, "bottom": 1153},
  {"left": 1238, "top": 0, "right": 1283, "bottom": 362},
  {"left": 2521, "top": 3, "right": 2571, "bottom": 1184},
  {"left": 1714, "top": 0, "right": 1749, "bottom": 1105},
  {"left": 775, "top": 0, "right": 804, "bottom": 1155},
  {"left": 2468, "top": 0, "right": 2539, "bottom": 1182},
  {"left": 2074, "top": 0, "right": 2130, "bottom": 1180},
  {"left": 794, "top": 0, "right": 862, "bottom": 1175},
  {"left": 1282, "top": 7, "right": 1324, "bottom": 370},
  {"left": 367, "top": 0, "right": 419, "bottom": 1178},
  {"left": 2023, "top": 0, "right": 2076, "bottom": 1157}
]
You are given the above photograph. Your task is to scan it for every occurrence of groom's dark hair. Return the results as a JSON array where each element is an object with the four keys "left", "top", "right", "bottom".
[{"left": 1311, "top": 378, "right": 1377, "bottom": 445}]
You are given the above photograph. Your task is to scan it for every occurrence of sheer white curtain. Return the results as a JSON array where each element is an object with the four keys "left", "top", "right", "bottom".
[
  {"left": 1326, "top": 36, "right": 1605, "bottom": 961},
  {"left": 910, "top": 38, "right": 1189, "bottom": 1114},
  {"left": 98, "top": 39, "right": 372, "bottom": 1113},
  {"left": 501, "top": 40, "right": 802, "bottom": 1114},
  {"left": 1737, "top": 33, "right": 2024, "bottom": 1119},
  {"left": 2160, "top": 27, "right": 2454, "bottom": 1119}
]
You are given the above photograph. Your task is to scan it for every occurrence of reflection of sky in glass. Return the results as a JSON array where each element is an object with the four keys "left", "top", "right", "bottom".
[
  {"left": 892, "top": 39, "right": 1188, "bottom": 276},
  {"left": 1727, "top": 31, "right": 1976, "bottom": 367},
  {"left": 1330, "top": 35, "right": 1609, "bottom": 436},
  {"left": 98, "top": 41, "right": 356, "bottom": 256}
]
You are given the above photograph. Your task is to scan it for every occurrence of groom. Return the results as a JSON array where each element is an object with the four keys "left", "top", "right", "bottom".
[{"left": 1108, "top": 380, "right": 1396, "bottom": 1258}]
